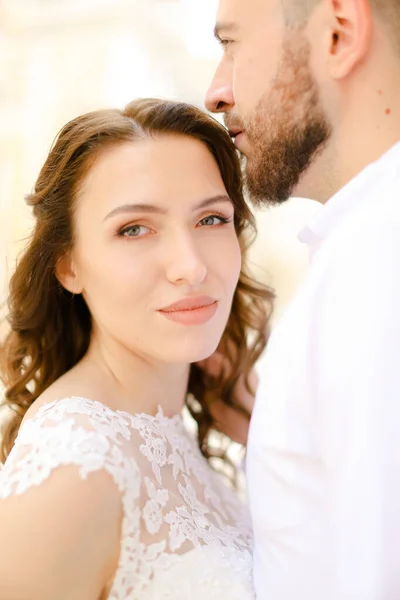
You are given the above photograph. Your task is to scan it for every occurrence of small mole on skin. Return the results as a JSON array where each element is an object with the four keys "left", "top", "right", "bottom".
[
  {"left": 385, "top": 108, "right": 391, "bottom": 115},
  {"left": 378, "top": 90, "right": 382, "bottom": 95}
]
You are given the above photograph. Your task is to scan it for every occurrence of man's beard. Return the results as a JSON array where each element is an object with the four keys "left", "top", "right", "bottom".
[{"left": 230, "top": 35, "right": 331, "bottom": 206}]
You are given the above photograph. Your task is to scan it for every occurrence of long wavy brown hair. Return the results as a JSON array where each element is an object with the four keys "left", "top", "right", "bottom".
[{"left": 0, "top": 99, "right": 273, "bottom": 476}]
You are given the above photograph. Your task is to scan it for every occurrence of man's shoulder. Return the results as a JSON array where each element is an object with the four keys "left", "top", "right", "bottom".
[{"left": 320, "top": 186, "right": 399, "bottom": 267}]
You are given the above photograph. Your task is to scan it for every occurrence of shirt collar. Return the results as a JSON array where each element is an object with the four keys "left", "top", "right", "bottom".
[{"left": 298, "top": 140, "right": 400, "bottom": 247}]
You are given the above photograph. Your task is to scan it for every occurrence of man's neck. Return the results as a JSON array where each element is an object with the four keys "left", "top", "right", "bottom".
[
  {"left": 295, "top": 122, "right": 400, "bottom": 205},
  {"left": 295, "top": 68, "right": 400, "bottom": 204}
]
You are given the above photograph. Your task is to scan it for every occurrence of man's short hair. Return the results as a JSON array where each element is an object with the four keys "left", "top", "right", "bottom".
[{"left": 283, "top": 0, "right": 400, "bottom": 49}]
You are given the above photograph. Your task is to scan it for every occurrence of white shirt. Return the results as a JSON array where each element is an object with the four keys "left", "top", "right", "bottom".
[{"left": 247, "top": 141, "right": 400, "bottom": 600}]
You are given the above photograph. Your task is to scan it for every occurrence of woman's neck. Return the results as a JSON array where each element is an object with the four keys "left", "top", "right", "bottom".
[{"left": 78, "top": 335, "right": 190, "bottom": 418}]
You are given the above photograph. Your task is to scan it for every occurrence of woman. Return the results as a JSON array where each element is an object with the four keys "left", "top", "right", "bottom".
[{"left": 0, "top": 99, "right": 273, "bottom": 600}]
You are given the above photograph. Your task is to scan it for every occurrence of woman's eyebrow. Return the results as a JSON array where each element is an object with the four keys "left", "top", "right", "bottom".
[{"left": 103, "top": 194, "right": 232, "bottom": 221}]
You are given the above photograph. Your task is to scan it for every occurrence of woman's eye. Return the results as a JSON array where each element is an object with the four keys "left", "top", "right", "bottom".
[
  {"left": 199, "top": 214, "right": 230, "bottom": 227},
  {"left": 119, "top": 224, "right": 150, "bottom": 238}
]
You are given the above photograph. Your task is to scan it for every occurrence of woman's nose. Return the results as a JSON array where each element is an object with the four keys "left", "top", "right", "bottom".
[{"left": 165, "top": 235, "right": 207, "bottom": 286}]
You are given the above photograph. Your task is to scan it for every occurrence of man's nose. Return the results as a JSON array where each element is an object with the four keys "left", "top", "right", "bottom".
[{"left": 205, "top": 66, "right": 234, "bottom": 113}]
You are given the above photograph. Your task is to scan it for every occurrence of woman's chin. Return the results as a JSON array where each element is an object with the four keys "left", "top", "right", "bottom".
[{"left": 163, "top": 341, "right": 220, "bottom": 366}]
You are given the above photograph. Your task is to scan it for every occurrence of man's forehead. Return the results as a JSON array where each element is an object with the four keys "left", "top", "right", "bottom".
[
  {"left": 216, "top": 0, "right": 275, "bottom": 28},
  {"left": 216, "top": 0, "right": 248, "bottom": 23}
]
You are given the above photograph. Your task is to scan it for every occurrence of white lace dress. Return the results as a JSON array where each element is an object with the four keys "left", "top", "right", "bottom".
[{"left": 0, "top": 396, "right": 254, "bottom": 599}]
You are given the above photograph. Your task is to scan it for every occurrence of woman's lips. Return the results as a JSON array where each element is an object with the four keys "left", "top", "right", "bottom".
[{"left": 158, "top": 296, "right": 218, "bottom": 326}]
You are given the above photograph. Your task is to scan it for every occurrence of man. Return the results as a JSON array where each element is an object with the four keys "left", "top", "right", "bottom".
[{"left": 205, "top": 1, "right": 400, "bottom": 598}]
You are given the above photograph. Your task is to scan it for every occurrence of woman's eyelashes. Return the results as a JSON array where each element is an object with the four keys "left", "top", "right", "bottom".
[
  {"left": 197, "top": 213, "right": 233, "bottom": 227},
  {"left": 117, "top": 224, "right": 153, "bottom": 238},
  {"left": 116, "top": 212, "right": 234, "bottom": 239}
]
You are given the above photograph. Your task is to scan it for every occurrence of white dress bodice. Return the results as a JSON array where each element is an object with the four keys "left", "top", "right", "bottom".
[{"left": 0, "top": 397, "right": 254, "bottom": 599}]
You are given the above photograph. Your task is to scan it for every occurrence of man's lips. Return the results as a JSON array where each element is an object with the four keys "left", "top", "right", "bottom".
[
  {"left": 158, "top": 295, "right": 217, "bottom": 313},
  {"left": 227, "top": 127, "right": 247, "bottom": 151},
  {"left": 228, "top": 126, "right": 244, "bottom": 139}
]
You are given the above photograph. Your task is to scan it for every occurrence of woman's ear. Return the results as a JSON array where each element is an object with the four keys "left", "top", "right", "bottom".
[
  {"left": 55, "top": 253, "right": 83, "bottom": 294},
  {"left": 326, "top": 0, "right": 372, "bottom": 79}
]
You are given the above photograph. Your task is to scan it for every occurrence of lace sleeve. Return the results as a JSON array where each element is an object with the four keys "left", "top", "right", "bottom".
[
  {"left": 0, "top": 396, "right": 141, "bottom": 500},
  {"left": 0, "top": 397, "right": 144, "bottom": 600}
]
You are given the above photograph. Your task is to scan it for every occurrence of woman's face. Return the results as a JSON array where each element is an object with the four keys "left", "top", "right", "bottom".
[{"left": 62, "top": 135, "right": 241, "bottom": 364}]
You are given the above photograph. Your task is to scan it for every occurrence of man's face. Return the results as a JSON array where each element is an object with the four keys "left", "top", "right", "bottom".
[{"left": 205, "top": 0, "right": 332, "bottom": 205}]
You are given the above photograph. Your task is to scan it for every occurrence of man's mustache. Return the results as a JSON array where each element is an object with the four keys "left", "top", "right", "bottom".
[{"left": 223, "top": 114, "right": 246, "bottom": 132}]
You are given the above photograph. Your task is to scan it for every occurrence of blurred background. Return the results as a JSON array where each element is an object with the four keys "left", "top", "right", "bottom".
[{"left": 0, "top": 0, "right": 320, "bottom": 326}]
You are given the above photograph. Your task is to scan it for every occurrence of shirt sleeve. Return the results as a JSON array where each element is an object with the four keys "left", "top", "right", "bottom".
[{"left": 248, "top": 215, "right": 400, "bottom": 599}]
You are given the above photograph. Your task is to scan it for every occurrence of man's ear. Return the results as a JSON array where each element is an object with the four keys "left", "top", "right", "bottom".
[
  {"left": 55, "top": 253, "right": 83, "bottom": 294},
  {"left": 326, "top": 0, "right": 372, "bottom": 79}
]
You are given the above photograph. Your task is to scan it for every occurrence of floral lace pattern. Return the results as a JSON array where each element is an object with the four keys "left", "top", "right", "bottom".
[{"left": 0, "top": 397, "right": 254, "bottom": 599}]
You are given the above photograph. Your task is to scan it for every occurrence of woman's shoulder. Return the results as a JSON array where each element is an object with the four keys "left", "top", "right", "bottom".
[
  {"left": 0, "top": 394, "right": 125, "bottom": 600},
  {"left": 1, "top": 395, "right": 141, "bottom": 501},
  {"left": 22, "top": 367, "right": 124, "bottom": 425},
  {"left": 23, "top": 394, "right": 134, "bottom": 437}
]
